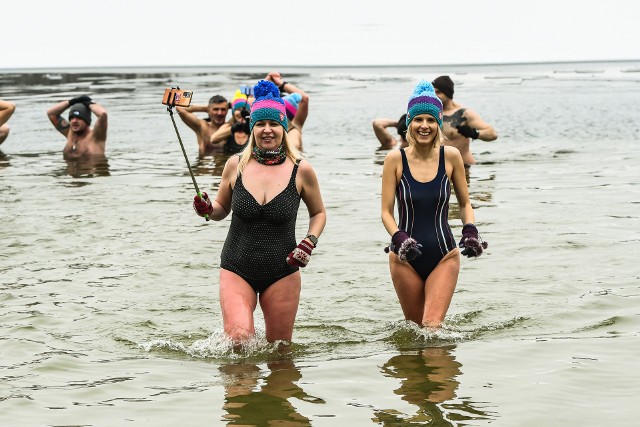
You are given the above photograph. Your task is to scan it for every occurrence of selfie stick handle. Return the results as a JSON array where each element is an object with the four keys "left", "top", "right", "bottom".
[{"left": 167, "top": 105, "right": 209, "bottom": 221}]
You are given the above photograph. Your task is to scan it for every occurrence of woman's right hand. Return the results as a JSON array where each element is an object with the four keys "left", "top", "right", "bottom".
[
  {"left": 193, "top": 192, "right": 213, "bottom": 217},
  {"left": 385, "top": 230, "right": 422, "bottom": 262}
]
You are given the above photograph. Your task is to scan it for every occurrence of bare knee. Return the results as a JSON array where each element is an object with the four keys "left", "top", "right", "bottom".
[{"left": 225, "top": 324, "right": 254, "bottom": 344}]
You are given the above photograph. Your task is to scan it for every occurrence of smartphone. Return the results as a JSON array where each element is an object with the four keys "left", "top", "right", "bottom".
[
  {"left": 240, "top": 85, "right": 253, "bottom": 96},
  {"left": 162, "top": 88, "right": 193, "bottom": 107}
]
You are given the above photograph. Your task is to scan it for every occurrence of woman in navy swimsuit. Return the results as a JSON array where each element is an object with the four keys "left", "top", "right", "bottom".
[
  {"left": 381, "top": 80, "right": 487, "bottom": 328},
  {"left": 193, "top": 80, "right": 326, "bottom": 344}
]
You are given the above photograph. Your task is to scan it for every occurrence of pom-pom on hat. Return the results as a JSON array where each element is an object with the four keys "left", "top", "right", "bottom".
[
  {"left": 68, "top": 103, "right": 92, "bottom": 125},
  {"left": 231, "top": 89, "right": 250, "bottom": 112},
  {"left": 283, "top": 93, "right": 302, "bottom": 120},
  {"left": 250, "top": 80, "right": 288, "bottom": 132},
  {"left": 406, "top": 80, "right": 443, "bottom": 128}
]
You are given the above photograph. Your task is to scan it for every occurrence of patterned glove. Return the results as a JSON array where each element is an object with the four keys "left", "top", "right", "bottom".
[
  {"left": 69, "top": 95, "right": 93, "bottom": 106},
  {"left": 193, "top": 192, "right": 213, "bottom": 217},
  {"left": 384, "top": 230, "right": 423, "bottom": 262},
  {"left": 456, "top": 125, "right": 480, "bottom": 139},
  {"left": 458, "top": 224, "right": 488, "bottom": 258},
  {"left": 286, "top": 240, "right": 315, "bottom": 267}
]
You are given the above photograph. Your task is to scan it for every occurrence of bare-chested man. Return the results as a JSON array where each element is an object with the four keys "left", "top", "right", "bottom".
[
  {"left": 47, "top": 95, "right": 108, "bottom": 160},
  {"left": 176, "top": 95, "right": 229, "bottom": 156},
  {"left": 432, "top": 76, "right": 497, "bottom": 166},
  {"left": 0, "top": 99, "right": 16, "bottom": 145}
]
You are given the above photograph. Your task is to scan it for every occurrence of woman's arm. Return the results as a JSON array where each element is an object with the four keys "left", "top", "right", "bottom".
[
  {"left": 381, "top": 150, "right": 401, "bottom": 235},
  {"left": 447, "top": 147, "right": 475, "bottom": 225},
  {"left": 210, "top": 155, "right": 238, "bottom": 220},
  {"left": 209, "top": 122, "right": 232, "bottom": 145},
  {"left": 298, "top": 160, "right": 326, "bottom": 242}
]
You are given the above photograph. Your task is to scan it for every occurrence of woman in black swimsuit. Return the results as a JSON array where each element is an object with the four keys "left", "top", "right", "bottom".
[{"left": 193, "top": 80, "right": 326, "bottom": 344}]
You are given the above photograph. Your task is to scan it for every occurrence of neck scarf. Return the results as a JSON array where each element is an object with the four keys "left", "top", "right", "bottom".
[{"left": 252, "top": 144, "right": 286, "bottom": 165}]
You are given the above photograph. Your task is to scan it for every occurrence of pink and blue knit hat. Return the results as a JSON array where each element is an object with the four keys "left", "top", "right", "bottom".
[
  {"left": 250, "top": 80, "right": 288, "bottom": 132},
  {"left": 283, "top": 93, "right": 302, "bottom": 120},
  {"left": 406, "top": 80, "right": 443, "bottom": 128}
]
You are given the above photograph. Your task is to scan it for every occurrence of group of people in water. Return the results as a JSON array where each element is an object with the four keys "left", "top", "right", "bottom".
[{"left": 0, "top": 71, "right": 497, "bottom": 347}]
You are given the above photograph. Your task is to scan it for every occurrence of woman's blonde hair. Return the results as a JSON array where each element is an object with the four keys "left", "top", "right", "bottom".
[{"left": 237, "top": 124, "right": 301, "bottom": 173}]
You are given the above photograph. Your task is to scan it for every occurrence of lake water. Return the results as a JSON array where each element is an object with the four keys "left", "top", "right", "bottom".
[{"left": 1, "top": 61, "right": 639, "bottom": 426}]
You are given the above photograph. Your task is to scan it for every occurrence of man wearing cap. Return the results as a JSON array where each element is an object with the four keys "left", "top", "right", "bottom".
[
  {"left": 432, "top": 76, "right": 497, "bottom": 166},
  {"left": 46, "top": 95, "right": 108, "bottom": 160},
  {"left": 176, "top": 95, "right": 229, "bottom": 156}
]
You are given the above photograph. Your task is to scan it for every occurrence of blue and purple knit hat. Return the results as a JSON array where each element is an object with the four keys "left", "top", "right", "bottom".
[
  {"left": 283, "top": 93, "right": 302, "bottom": 120},
  {"left": 250, "top": 80, "right": 288, "bottom": 132},
  {"left": 406, "top": 80, "right": 443, "bottom": 128}
]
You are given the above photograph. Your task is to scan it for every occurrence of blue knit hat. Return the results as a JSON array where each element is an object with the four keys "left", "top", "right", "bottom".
[
  {"left": 250, "top": 80, "right": 288, "bottom": 132},
  {"left": 406, "top": 80, "right": 443, "bottom": 128},
  {"left": 283, "top": 93, "right": 302, "bottom": 120}
]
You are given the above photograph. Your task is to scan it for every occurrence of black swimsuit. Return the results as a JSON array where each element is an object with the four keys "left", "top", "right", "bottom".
[
  {"left": 224, "top": 133, "right": 248, "bottom": 154},
  {"left": 220, "top": 161, "right": 301, "bottom": 293}
]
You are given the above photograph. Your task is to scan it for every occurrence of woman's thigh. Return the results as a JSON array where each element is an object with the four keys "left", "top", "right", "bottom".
[
  {"left": 219, "top": 269, "right": 258, "bottom": 339},
  {"left": 389, "top": 253, "right": 427, "bottom": 324},
  {"left": 423, "top": 249, "right": 460, "bottom": 326},
  {"left": 259, "top": 271, "right": 302, "bottom": 342}
]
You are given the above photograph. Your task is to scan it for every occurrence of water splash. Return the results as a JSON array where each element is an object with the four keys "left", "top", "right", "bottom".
[{"left": 139, "top": 327, "right": 298, "bottom": 361}]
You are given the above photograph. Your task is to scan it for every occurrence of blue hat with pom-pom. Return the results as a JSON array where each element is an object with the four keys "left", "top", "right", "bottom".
[
  {"left": 406, "top": 80, "right": 443, "bottom": 128},
  {"left": 283, "top": 93, "right": 302, "bottom": 120},
  {"left": 250, "top": 80, "right": 288, "bottom": 132}
]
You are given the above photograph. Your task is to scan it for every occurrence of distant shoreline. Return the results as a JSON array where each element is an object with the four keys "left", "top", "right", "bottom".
[{"left": 1, "top": 59, "right": 639, "bottom": 74}]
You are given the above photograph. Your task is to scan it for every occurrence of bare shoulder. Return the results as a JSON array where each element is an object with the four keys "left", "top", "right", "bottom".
[
  {"left": 383, "top": 148, "right": 402, "bottom": 164},
  {"left": 225, "top": 154, "right": 240, "bottom": 168},
  {"left": 444, "top": 145, "right": 462, "bottom": 159},
  {"left": 297, "top": 158, "right": 316, "bottom": 177},
  {"left": 444, "top": 145, "right": 464, "bottom": 167}
]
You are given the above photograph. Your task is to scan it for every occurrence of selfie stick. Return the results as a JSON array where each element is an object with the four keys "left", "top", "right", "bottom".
[{"left": 166, "top": 90, "right": 209, "bottom": 221}]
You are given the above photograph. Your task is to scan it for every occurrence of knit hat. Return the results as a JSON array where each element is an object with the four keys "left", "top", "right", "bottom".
[
  {"left": 250, "top": 80, "right": 288, "bottom": 132},
  {"left": 432, "top": 75, "right": 454, "bottom": 99},
  {"left": 283, "top": 93, "right": 302, "bottom": 120},
  {"left": 406, "top": 80, "right": 443, "bottom": 128},
  {"left": 68, "top": 103, "right": 92, "bottom": 125},
  {"left": 231, "top": 89, "right": 250, "bottom": 112}
]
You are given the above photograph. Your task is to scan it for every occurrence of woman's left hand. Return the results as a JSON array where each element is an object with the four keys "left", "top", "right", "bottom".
[{"left": 286, "top": 240, "right": 315, "bottom": 267}]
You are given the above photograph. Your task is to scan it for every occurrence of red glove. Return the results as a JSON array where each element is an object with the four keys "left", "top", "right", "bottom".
[
  {"left": 193, "top": 192, "right": 213, "bottom": 217},
  {"left": 286, "top": 240, "right": 315, "bottom": 267}
]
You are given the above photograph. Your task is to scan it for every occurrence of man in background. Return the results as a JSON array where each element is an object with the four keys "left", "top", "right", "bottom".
[
  {"left": 432, "top": 75, "right": 497, "bottom": 167},
  {"left": 46, "top": 95, "right": 108, "bottom": 160},
  {"left": 177, "top": 95, "right": 229, "bottom": 156}
]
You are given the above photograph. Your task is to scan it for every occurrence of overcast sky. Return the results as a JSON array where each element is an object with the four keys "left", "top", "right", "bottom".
[{"left": 3, "top": 0, "right": 639, "bottom": 69}]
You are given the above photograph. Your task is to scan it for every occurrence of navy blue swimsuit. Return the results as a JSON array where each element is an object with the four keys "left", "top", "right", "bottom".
[{"left": 396, "top": 147, "right": 456, "bottom": 280}]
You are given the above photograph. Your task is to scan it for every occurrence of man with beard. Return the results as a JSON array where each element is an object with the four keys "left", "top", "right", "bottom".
[
  {"left": 176, "top": 94, "right": 229, "bottom": 156},
  {"left": 46, "top": 95, "right": 108, "bottom": 160}
]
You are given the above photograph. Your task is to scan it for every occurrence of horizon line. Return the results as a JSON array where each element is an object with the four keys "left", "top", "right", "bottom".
[{"left": 1, "top": 58, "right": 639, "bottom": 73}]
